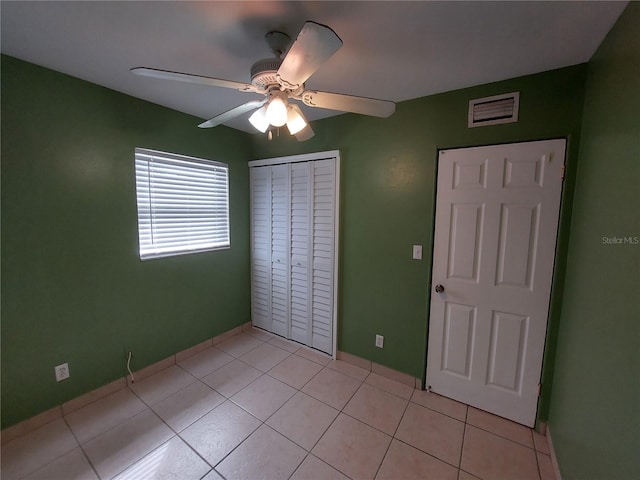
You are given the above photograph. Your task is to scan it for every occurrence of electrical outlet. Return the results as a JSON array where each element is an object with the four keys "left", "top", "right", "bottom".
[
  {"left": 55, "top": 363, "right": 70, "bottom": 382},
  {"left": 412, "top": 245, "right": 423, "bottom": 260},
  {"left": 375, "top": 334, "right": 384, "bottom": 348}
]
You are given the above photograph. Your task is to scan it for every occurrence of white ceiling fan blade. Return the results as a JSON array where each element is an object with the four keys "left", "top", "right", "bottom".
[
  {"left": 276, "top": 21, "right": 343, "bottom": 90},
  {"left": 198, "top": 100, "right": 266, "bottom": 128},
  {"left": 295, "top": 124, "right": 315, "bottom": 142},
  {"left": 131, "top": 67, "right": 258, "bottom": 93},
  {"left": 301, "top": 90, "right": 396, "bottom": 118}
]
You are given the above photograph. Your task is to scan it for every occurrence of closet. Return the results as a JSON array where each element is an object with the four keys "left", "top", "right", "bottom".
[{"left": 249, "top": 151, "right": 340, "bottom": 355}]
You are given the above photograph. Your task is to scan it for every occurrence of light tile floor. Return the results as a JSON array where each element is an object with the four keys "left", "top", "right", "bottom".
[{"left": 2, "top": 329, "right": 556, "bottom": 480}]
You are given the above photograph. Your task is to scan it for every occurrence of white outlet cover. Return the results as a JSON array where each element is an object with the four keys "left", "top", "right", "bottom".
[
  {"left": 412, "top": 245, "right": 423, "bottom": 260},
  {"left": 375, "top": 335, "right": 384, "bottom": 348},
  {"left": 55, "top": 363, "right": 70, "bottom": 382}
]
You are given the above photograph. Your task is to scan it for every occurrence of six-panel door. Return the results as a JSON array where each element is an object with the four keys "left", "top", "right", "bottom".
[{"left": 426, "top": 139, "right": 566, "bottom": 426}]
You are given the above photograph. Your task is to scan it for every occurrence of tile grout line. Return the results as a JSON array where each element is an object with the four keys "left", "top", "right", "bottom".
[
  {"left": 370, "top": 385, "right": 414, "bottom": 479},
  {"left": 41, "top": 332, "right": 543, "bottom": 480}
]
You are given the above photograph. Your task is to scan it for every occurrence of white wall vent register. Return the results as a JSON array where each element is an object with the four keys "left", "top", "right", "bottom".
[{"left": 468, "top": 92, "right": 520, "bottom": 127}]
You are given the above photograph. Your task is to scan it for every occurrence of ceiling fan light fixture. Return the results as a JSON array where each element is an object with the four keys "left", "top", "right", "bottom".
[
  {"left": 249, "top": 106, "right": 269, "bottom": 132},
  {"left": 266, "top": 96, "right": 288, "bottom": 127},
  {"left": 286, "top": 104, "right": 307, "bottom": 135}
]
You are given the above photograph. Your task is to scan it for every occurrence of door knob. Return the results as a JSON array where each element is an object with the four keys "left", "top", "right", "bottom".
[{"left": 435, "top": 284, "right": 445, "bottom": 293}]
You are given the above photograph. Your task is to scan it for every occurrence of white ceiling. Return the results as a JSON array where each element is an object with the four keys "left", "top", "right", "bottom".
[{"left": 1, "top": 1, "right": 627, "bottom": 133}]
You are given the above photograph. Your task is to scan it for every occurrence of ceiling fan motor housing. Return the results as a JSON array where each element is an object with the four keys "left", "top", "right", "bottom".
[{"left": 250, "top": 58, "right": 283, "bottom": 91}]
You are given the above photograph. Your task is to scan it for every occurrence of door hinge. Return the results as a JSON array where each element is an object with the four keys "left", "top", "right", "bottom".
[
  {"left": 537, "top": 383, "right": 541, "bottom": 396},
  {"left": 561, "top": 165, "right": 566, "bottom": 180}
]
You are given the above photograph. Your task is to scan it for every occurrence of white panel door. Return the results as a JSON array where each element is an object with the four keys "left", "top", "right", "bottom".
[
  {"left": 311, "top": 159, "right": 336, "bottom": 354},
  {"left": 270, "top": 164, "right": 290, "bottom": 338},
  {"left": 289, "top": 162, "right": 312, "bottom": 345},
  {"left": 426, "top": 139, "right": 566, "bottom": 426},
  {"left": 249, "top": 167, "right": 271, "bottom": 330}
]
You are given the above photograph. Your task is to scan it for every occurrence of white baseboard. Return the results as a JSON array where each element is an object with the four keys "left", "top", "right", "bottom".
[{"left": 546, "top": 425, "right": 563, "bottom": 480}]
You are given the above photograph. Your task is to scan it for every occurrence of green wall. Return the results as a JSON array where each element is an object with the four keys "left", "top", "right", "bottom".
[
  {"left": 1, "top": 55, "right": 589, "bottom": 431},
  {"left": 1, "top": 55, "right": 252, "bottom": 428},
  {"left": 252, "top": 64, "right": 587, "bottom": 418},
  {"left": 547, "top": 4, "right": 640, "bottom": 479}
]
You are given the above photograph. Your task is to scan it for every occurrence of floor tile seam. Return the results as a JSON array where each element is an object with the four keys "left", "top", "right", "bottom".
[
  {"left": 361, "top": 377, "right": 414, "bottom": 402},
  {"left": 307, "top": 413, "right": 359, "bottom": 480},
  {"left": 168, "top": 430, "right": 219, "bottom": 474},
  {"left": 389, "top": 392, "right": 413, "bottom": 438},
  {"left": 457, "top": 419, "right": 468, "bottom": 469},
  {"left": 236, "top": 348, "right": 295, "bottom": 373},
  {"left": 174, "top": 356, "right": 234, "bottom": 380},
  {"left": 340, "top": 384, "right": 409, "bottom": 438},
  {"left": 263, "top": 355, "right": 328, "bottom": 391},
  {"left": 328, "top": 411, "right": 393, "bottom": 480},
  {"left": 216, "top": 339, "right": 265, "bottom": 359},
  {"left": 295, "top": 452, "right": 355, "bottom": 480},
  {"left": 286, "top": 452, "right": 312, "bottom": 480},
  {"left": 390, "top": 436, "right": 463, "bottom": 471},
  {"left": 151, "top": 391, "right": 226, "bottom": 436},
  {"left": 241, "top": 424, "right": 309, "bottom": 478},
  {"left": 105, "top": 433, "right": 182, "bottom": 480},
  {"left": 283, "top": 449, "right": 308, "bottom": 480},
  {"left": 266, "top": 391, "right": 341, "bottom": 454},
  {"left": 83, "top": 412, "right": 177, "bottom": 480},
  {"left": 14, "top": 417, "right": 86, "bottom": 480},
  {"left": 326, "top": 363, "right": 370, "bottom": 382},
  {"left": 363, "top": 373, "right": 414, "bottom": 401},
  {"left": 266, "top": 340, "right": 302, "bottom": 356},
  {"left": 177, "top": 418, "right": 261, "bottom": 474},
  {"left": 206, "top": 420, "right": 266, "bottom": 472},
  {"left": 408, "top": 398, "right": 469, "bottom": 424},
  {"left": 335, "top": 374, "right": 366, "bottom": 412},
  {"left": 233, "top": 354, "right": 277, "bottom": 373},
  {"left": 225, "top": 384, "right": 288, "bottom": 424},
  {"left": 462, "top": 423, "right": 536, "bottom": 451},
  {"left": 292, "top": 349, "right": 331, "bottom": 366},
  {"left": 371, "top": 412, "right": 403, "bottom": 480},
  {"left": 128, "top": 370, "right": 200, "bottom": 408},
  {"left": 69, "top": 403, "right": 154, "bottom": 450},
  {"left": 458, "top": 467, "right": 481, "bottom": 479},
  {"left": 338, "top": 409, "right": 398, "bottom": 439},
  {"left": 61, "top": 384, "right": 132, "bottom": 424},
  {"left": 533, "top": 447, "right": 545, "bottom": 480}
]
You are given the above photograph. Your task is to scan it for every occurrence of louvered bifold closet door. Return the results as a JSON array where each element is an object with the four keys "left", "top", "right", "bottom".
[
  {"left": 311, "top": 159, "right": 336, "bottom": 354},
  {"left": 289, "top": 162, "right": 312, "bottom": 345},
  {"left": 249, "top": 167, "right": 271, "bottom": 330},
  {"left": 270, "top": 164, "right": 291, "bottom": 337}
]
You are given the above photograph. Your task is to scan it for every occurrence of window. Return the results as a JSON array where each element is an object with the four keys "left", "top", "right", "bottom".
[{"left": 135, "top": 148, "right": 230, "bottom": 260}]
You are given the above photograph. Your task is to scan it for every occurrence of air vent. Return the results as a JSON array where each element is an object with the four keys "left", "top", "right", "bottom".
[{"left": 468, "top": 92, "right": 519, "bottom": 128}]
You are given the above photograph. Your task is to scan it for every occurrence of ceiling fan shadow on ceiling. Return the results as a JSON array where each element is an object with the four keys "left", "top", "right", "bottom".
[{"left": 131, "top": 21, "right": 396, "bottom": 141}]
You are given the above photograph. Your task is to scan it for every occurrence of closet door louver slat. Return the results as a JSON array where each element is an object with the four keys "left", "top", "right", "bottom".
[
  {"left": 290, "top": 162, "right": 312, "bottom": 345},
  {"left": 250, "top": 168, "right": 271, "bottom": 330},
  {"left": 270, "top": 164, "right": 290, "bottom": 338},
  {"left": 311, "top": 159, "right": 335, "bottom": 354}
]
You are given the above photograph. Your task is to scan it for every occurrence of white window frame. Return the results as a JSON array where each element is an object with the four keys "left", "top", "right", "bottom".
[{"left": 134, "top": 148, "right": 230, "bottom": 260}]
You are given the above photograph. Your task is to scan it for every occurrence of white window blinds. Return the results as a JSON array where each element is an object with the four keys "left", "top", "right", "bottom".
[{"left": 135, "top": 148, "right": 230, "bottom": 260}]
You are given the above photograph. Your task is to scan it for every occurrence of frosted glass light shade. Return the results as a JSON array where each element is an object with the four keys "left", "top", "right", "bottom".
[
  {"left": 249, "top": 106, "right": 269, "bottom": 132},
  {"left": 286, "top": 104, "right": 307, "bottom": 135},
  {"left": 266, "top": 97, "right": 288, "bottom": 127}
]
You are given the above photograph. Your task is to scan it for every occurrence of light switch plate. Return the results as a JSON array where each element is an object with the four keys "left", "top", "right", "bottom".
[{"left": 412, "top": 245, "right": 423, "bottom": 260}]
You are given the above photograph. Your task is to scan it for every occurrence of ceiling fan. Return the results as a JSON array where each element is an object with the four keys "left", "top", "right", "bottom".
[{"left": 131, "top": 21, "right": 396, "bottom": 141}]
